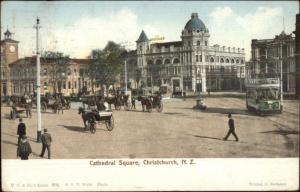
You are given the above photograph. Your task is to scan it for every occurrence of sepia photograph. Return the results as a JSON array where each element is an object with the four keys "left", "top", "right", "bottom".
[{"left": 1, "top": 1, "right": 299, "bottom": 191}]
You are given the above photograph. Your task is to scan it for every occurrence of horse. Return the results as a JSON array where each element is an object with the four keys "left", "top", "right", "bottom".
[{"left": 78, "top": 107, "right": 94, "bottom": 129}]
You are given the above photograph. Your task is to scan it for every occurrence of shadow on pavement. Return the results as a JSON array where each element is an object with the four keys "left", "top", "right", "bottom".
[
  {"left": 192, "top": 135, "right": 223, "bottom": 141},
  {"left": 2, "top": 132, "right": 38, "bottom": 143},
  {"left": 2, "top": 140, "right": 18, "bottom": 146},
  {"left": 179, "top": 107, "right": 256, "bottom": 116},
  {"left": 60, "top": 125, "right": 107, "bottom": 133},
  {"left": 260, "top": 129, "right": 299, "bottom": 136}
]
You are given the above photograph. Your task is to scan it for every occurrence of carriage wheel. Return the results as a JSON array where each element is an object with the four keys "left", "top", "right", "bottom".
[
  {"left": 106, "top": 115, "right": 114, "bottom": 131},
  {"left": 41, "top": 102, "right": 47, "bottom": 113},
  {"left": 156, "top": 102, "right": 163, "bottom": 112},
  {"left": 88, "top": 116, "right": 96, "bottom": 134}
]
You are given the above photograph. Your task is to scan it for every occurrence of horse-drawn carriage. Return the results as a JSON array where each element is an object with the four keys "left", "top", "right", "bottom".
[
  {"left": 78, "top": 107, "right": 114, "bottom": 134},
  {"left": 33, "top": 93, "right": 69, "bottom": 113},
  {"left": 138, "top": 94, "right": 163, "bottom": 112},
  {"left": 10, "top": 95, "right": 32, "bottom": 119}
]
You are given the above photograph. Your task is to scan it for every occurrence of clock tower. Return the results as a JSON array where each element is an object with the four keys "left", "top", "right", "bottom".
[
  {"left": 1, "top": 29, "right": 19, "bottom": 96},
  {"left": 1, "top": 29, "right": 19, "bottom": 65}
]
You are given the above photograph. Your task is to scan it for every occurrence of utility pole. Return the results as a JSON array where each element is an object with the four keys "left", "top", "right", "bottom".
[
  {"left": 124, "top": 59, "right": 127, "bottom": 93},
  {"left": 280, "top": 43, "right": 283, "bottom": 111},
  {"left": 34, "top": 17, "right": 42, "bottom": 142}
]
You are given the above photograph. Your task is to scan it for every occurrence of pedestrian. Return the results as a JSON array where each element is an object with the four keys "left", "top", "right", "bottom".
[
  {"left": 25, "top": 103, "right": 32, "bottom": 118},
  {"left": 40, "top": 129, "right": 52, "bottom": 159},
  {"left": 17, "top": 118, "right": 26, "bottom": 145},
  {"left": 223, "top": 113, "right": 239, "bottom": 141},
  {"left": 17, "top": 135, "right": 32, "bottom": 160},
  {"left": 131, "top": 97, "right": 136, "bottom": 110}
]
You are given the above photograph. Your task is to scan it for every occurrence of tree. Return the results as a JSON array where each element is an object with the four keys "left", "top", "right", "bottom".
[
  {"left": 41, "top": 51, "right": 70, "bottom": 94},
  {"left": 89, "top": 41, "right": 126, "bottom": 94}
]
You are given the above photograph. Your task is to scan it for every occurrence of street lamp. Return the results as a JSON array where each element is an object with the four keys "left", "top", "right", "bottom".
[{"left": 34, "top": 17, "right": 42, "bottom": 142}]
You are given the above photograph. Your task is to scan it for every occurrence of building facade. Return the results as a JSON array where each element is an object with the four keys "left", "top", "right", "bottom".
[
  {"left": 251, "top": 31, "right": 296, "bottom": 92},
  {"left": 1, "top": 30, "right": 19, "bottom": 96},
  {"left": 295, "top": 6, "right": 300, "bottom": 98},
  {"left": 130, "top": 13, "right": 246, "bottom": 93},
  {"left": 0, "top": 30, "right": 95, "bottom": 97}
]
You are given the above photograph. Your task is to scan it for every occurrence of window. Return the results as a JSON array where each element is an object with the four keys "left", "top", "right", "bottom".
[
  {"left": 226, "top": 59, "right": 229, "bottom": 63},
  {"left": 205, "top": 41, "right": 208, "bottom": 46},
  {"left": 188, "top": 41, "right": 191, "bottom": 46},
  {"left": 231, "top": 59, "right": 235, "bottom": 63},
  {"left": 74, "top": 81, "right": 77, "bottom": 89},
  {"left": 197, "top": 41, "right": 200, "bottom": 46},
  {"left": 63, "top": 82, "right": 66, "bottom": 89},
  {"left": 68, "top": 81, "right": 71, "bottom": 89},
  {"left": 241, "top": 59, "right": 244, "bottom": 64},
  {"left": 200, "top": 55, "right": 202, "bottom": 62},
  {"left": 164, "top": 59, "right": 171, "bottom": 65},
  {"left": 173, "top": 58, "right": 180, "bottom": 64},
  {"left": 67, "top": 68, "right": 71, "bottom": 76},
  {"left": 210, "top": 57, "right": 214, "bottom": 63},
  {"left": 196, "top": 55, "right": 199, "bottom": 62},
  {"left": 220, "top": 58, "right": 224, "bottom": 63},
  {"left": 236, "top": 59, "right": 239, "bottom": 64}
]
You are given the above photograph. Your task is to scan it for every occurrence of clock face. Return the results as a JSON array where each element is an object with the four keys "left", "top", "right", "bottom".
[{"left": 9, "top": 45, "right": 15, "bottom": 52}]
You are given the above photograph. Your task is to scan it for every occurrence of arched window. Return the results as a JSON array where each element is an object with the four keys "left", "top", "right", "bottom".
[
  {"left": 210, "top": 57, "right": 214, "bottom": 63},
  {"left": 236, "top": 59, "right": 239, "bottom": 64},
  {"left": 197, "top": 41, "right": 200, "bottom": 46},
  {"left": 231, "top": 59, "right": 235, "bottom": 63},
  {"left": 173, "top": 58, "right": 180, "bottom": 64},
  {"left": 220, "top": 58, "right": 224, "bottom": 63},
  {"left": 226, "top": 59, "right": 229, "bottom": 63},
  {"left": 164, "top": 59, "right": 171, "bottom": 65},
  {"left": 241, "top": 59, "right": 244, "bottom": 64},
  {"left": 155, "top": 59, "right": 162, "bottom": 65}
]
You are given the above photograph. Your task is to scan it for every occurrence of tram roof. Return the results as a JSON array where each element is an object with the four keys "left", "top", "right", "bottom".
[{"left": 245, "top": 78, "right": 280, "bottom": 88}]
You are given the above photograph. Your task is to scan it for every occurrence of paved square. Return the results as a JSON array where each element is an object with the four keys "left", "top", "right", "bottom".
[{"left": 1, "top": 98, "right": 299, "bottom": 158}]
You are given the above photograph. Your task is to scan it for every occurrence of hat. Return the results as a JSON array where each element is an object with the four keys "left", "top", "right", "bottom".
[
  {"left": 21, "top": 135, "right": 27, "bottom": 139},
  {"left": 44, "top": 129, "right": 48, "bottom": 132}
]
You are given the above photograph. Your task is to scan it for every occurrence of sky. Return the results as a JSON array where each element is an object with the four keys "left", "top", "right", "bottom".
[{"left": 1, "top": 1, "right": 299, "bottom": 61}]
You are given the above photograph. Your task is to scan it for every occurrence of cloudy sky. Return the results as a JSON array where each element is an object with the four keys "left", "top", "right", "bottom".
[{"left": 1, "top": 1, "right": 298, "bottom": 60}]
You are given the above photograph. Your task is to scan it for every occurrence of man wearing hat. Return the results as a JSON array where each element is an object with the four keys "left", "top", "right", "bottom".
[
  {"left": 17, "top": 118, "right": 26, "bottom": 145},
  {"left": 223, "top": 113, "right": 239, "bottom": 141},
  {"left": 40, "top": 129, "right": 52, "bottom": 159},
  {"left": 17, "top": 135, "right": 32, "bottom": 160}
]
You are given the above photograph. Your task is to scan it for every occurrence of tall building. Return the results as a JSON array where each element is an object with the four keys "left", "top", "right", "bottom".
[
  {"left": 128, "top": 13, "right": 245, "bottom": 93},
  {"left": 295, "top": 5, "right": 300, "bottom": 98},
  {"left": 0, "top": 30, "right": 95, "bottom": 96},
  {"left": 251, "top": 32, "right": 296, "bottom": 92},
  {"left": 1, "top": 29, "right": 19, "bottom": 96}
]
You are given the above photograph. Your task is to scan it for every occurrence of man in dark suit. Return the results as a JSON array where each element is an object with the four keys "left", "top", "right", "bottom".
[
  {"left": 223, "top": 113, "right": 239, "bottom": 141},
  {"left": 17, "top": 118, "right": 26, "bottom": 145},
  {"left": 40, "top": 129, "right": 52, "bottom": 159}
]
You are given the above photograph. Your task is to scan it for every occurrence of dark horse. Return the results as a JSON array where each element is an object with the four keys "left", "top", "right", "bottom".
[
  {"left": 138, "top": 96, "right": 153, "bottom": 112},
  {"left": 78, "top": 107, "right": 95, "bottom": 129}
]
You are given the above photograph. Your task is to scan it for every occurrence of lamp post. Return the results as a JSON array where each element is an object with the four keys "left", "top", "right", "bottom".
[
  {"left": 124, "top": 59, "right": 127, "bottom": 93},
  {"left": 34, "top": 18, "right": 42, "bottom": 142}
]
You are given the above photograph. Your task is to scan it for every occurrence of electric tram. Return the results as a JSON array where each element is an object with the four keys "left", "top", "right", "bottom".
[{"left": 245, "top": 78, "right": 282, "bottom": 115}]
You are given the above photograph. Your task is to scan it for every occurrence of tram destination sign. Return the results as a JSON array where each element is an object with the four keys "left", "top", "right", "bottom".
[{"left": 245, "top": 78, "right": 280, "bottom": 87}]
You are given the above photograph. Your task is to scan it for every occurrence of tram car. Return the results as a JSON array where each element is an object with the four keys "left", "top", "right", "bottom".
[{"left": 245, "top": 78, "right": 281, "bottom": 115}]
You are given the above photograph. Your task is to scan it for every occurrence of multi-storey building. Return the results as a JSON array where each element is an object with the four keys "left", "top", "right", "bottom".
[
  {"left": 251, "top": 31, "right": 296, "bottom": 92},
  {"left": 0, "top": 30, "right": 94, "bottom": 96},
  {"left": 295, "top": 6, "right": 300, "bottom": 98},
  {"left": 128, "top": 13, "right": 246, "bottom": 93},
  {"left": 1, "top": 30, "right": 19, "bottom": 96}
]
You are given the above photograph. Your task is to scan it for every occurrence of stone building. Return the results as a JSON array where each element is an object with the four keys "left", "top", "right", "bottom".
[
  {"left": 1, "top": 30, "right": 19, "bottom": 96},
  {"left": 251, "top": 31, "right": 296, "bottom": 92},
  {"left": 295, "top": 6, "right": 300, "bottom": 98},
  {"left": 1, "top": 30, "right": 94, "bottom": 96},
  {"left": 128, "top": 13, "right": 246, "bottom": 93}
]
